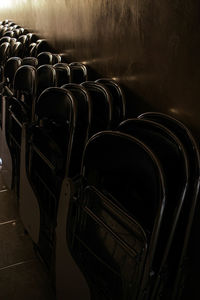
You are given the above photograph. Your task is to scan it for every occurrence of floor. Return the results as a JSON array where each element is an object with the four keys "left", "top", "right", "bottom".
[{"left": 0, "top": 166, "right": 56, "bottom": 300}]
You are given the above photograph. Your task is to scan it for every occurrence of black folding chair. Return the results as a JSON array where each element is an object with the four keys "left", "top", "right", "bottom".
[
  {"left": 26, "top": 33, "right": 39, "bottom": 44},
  {"left": 0, "top": 57, "right": 22, "bottom": 129},
  {"left": 0, "top": 42, "right": 11, "bottom": 84},
  {"left": 0, "top": 27, "right": 9, "bottom": 37},
  {"left": 3, "top": 30, "right": 14, "bottom": 38},
  {"left": 26, "top": 86, "right": 89, "bottom": 268},
  {"left": 118, "top": 118, "right": 189, "bottom": 300},
  {"left": 11, "top": 41, "right": 23, "bottom": 57},
  {"left": 18, "top": 35, "right": 29, "bottom": 57},
  {"left": 28, "top": 42, "right": 37, "bottom": 57},
  {"left": 35, "top": 39, "right": 51, "bottom": 56},
  {"left": 52, "top": 53, "right": 61, "bottom": 64},
  {"left": 81, "top": 81, "right": 113, "bottom": 136},
  {"left": 12, "top": 29, "right": 21, "bottom": 38},
  {"left": 37, "top": 51, "right": 53, "bottom": 66},
  {"left": 0, "top": 36, "right": 12, "bottom": 45},
  {"left": 36, "top": 64, "right": 57, "bottom": 98},
  {"left": 4, "top": 56, "right": 22, "bottom": 86},
  {"left": 54, "top": 63, "right": 71, "bottom": 86},
  {"left": 5, "top": 65, "right": 37, "bottom": 195},
  {"left": 69, "top": 62, "right": 88, "bottom": 83},
  {"left": 138, "top": 112, "right": 200, "bottom": 300},
  {"left": 67, "top": 130, "right": 166, "bottom": 300},
  {"left": 61, "top": 83, "right": 91, "bottom": 176},
  {"left": 0, "top": 42, "right": 10, "bottom": 66},
  {"left": 96, "top": 78, "right": 126, "bottom": 128}
]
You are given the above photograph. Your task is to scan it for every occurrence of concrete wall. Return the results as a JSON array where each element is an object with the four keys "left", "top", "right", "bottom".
[{"left": 1, "top": 0, "right": 200, "bottom": 137}]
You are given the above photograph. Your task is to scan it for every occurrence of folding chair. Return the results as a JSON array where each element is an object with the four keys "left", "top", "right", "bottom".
[
  {"left": 96, "top": 78, "right": 126, "bottom": 128},
  {"left": 11, "top": 41, "right": 23, "bottom": 57},
  {"left": 0, "top": 57, "right": 22, "bottom": 188},
  {"left": 36, "top": 64, "right": 57, "bottom": 98},
  {"left": 69, "top": 62, "right": 88, "bottom": 83},
  {"left": 54, "top": 63, "right": 71, "bottom": 86},
  {"left": 81, "top": 81, "right": 113, "bottom": 136},
  {"left": 66, "top": 130, "right": 166, "bottom": 300},
  {"left": 118, "top": 118, "right": 189, "bottom": 300},
  {"left": 37, "top": 51, "right": 53, "bottom": 66},
  {"left": 22, "top": 85, "right": 90, "bottom": 270},
  {"left": 138, "top": 112, "right": 200, "bottom": 300},
  {"left": 5, "top": 65, "right": 37, "bottom": 196}
]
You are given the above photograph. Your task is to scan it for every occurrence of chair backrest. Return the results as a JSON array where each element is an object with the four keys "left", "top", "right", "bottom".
[
  {"left": 35, "top": 39, "right": 50, "bottom": 56},
  {"left": 11, "top": 41, "right": 23, "bottom": 57},
  {"left": 36, "top": 64, "right": 57, "bottom": 98},
  {"left": 10, "top": 37, "right": 17, "bottom": 45},
  {"left": 54, "top": 63, "right": 71, "bottom": 86},
  {"left": 13, "top": 65, "right": 37, "bottom": 118},
  {"left": 4, "top": 57, "right": 22, "bottom": 89},
  {"left": 52, "top": 53, "right": 61, "bottom": 64},
  {"left": 68, "top": 130, "right": 166, "bottom": 300},
  {"left": 12, "top": 29, "right": 21, "bottom": 38},
  {"left": 138, "top": 112, "right": 200, "bottom": 186},
  {"left": 0, "top": 26, "right": 9, "bottom": 37},
  {"left": 26, "top": 33, "right": 38, "bottom": 45},
  {"left": 36, "top": 87, "right": 76, "bottom": 124},
  {"left": 81, "top": 81, "right": 113, "bottom": 136},
  {"left": 18, "top": 34, "right": 28, "bottom": 44},
  {"left": 35, "top": 86, "right": 78, "bottom": 172},
  {"left": 0, "top": 42, "right": 10, "bottom": 64},
  {"left": 28, "top": 42, "right": 37, "bottom": 57},
  {"left": 19, "top": 28, "right": 27, "bottom": 35},
  {"left": 31, "top": 86, "right": 77, "bottom": 179},
  {"left": 69, "top": 62, "right": 88, "bottom": 83},
  {"left": 61, "top": 83, "right": 91, "bottom": 177},
  {"left": 0, "top": 25, "right": 5, "bottom": 36},
  {"left": 37, "top": 51, "right": 53, "bottom": 66},
  {"left": 13, "top": 24, "right": 21, "bottom": 29},
  {"left": 22, "top": 57, "right": 38, "bottom": 68},
  {"left": 18, "top": 34, "right": 28, "bottom": 54},
  {"left": 3, "top": 30, "right": 14, "bottom": 38},
  {"left": 96, "top": 78, "right": 126, "bottom": 128},
  {"left": 35, "top": 87, "right": 77, "bottom": 158},
  {"left": 4, "top": 65, "right": 36, "bottom": 197},
  {"left": 0, "top": 36, "right": 12, "bottom": 45}
]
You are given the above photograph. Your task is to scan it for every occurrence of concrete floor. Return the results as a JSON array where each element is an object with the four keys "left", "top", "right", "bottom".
[{"left": 0, "top": 167, "right": 56, "bottom": 300}]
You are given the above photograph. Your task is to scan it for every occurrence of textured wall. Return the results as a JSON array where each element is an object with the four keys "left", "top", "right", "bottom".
[{"left": 1, "top": 0, "right": 200, "bottom": 136}]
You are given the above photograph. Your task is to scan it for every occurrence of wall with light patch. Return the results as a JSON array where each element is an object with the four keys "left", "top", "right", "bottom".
[{"left": 1, "top": 0, "right": 200, "bottom": 136}]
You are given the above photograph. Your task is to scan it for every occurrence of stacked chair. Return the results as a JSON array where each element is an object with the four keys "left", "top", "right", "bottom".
[
  {"left": 5, "top": 64, "right": 37, "bottom": 195},
  {"left": 53, "top": 63, "right": 71, "bottom": 86},
  {"left": 137, "top": 112, "right": 200, "bottom": 300},
  {"left": 0, "top": 18, "right": 200, "bottom": 300},
  {"left": 0, "top": 56, "right": 23, "bottom": 188},
  {"left": 60, "top": 131, "right": 166, "bottom": 300},
  {"left": 117, "top": 118, "right": 189, "bottom": 299}
]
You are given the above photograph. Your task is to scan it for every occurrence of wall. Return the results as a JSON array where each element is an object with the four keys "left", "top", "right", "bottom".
[{"left": 1, "top": 0, "right": 200, "bottom": 137}]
